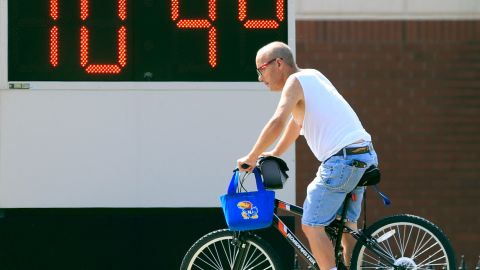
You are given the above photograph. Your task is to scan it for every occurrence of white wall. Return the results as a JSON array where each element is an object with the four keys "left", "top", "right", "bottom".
[
  {"left": 0, "top": 89, "right": 295, "bottom": 208},
  {"left": 296, "top": 0, "right": 480, "bottom": 19}
]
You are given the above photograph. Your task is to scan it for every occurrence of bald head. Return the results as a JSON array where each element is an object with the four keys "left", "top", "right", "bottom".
[{"left": 257, "top": 41, "right": 296, "bottom": 68}]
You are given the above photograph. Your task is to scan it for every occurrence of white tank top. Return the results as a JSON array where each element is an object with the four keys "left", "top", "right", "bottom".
[{"left": 293, "top": 69, "right": 371, "bottom": 162}]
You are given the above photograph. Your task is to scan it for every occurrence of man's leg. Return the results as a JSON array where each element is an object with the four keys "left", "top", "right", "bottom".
[
  {"left": 302, "top": 224, "right": 336, "bottom": 270},
  {"left": 342, "top": 221, "right": 358, "bottom": 268}
]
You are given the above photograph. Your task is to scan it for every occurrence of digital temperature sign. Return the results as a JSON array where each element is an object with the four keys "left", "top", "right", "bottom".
[{"left": 8, "top": 0, "right": 289, "bottom": 82}]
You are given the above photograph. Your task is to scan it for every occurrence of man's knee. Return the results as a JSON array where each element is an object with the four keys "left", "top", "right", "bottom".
[{"left": 302, "top": 224, "right": 327, "bottom": 238}]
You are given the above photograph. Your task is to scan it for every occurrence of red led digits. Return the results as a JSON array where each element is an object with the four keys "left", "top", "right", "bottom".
[
  {"left": 118, "top": 26, "right": 127, "bottom": 67},
  {"left": 79, "top": 0, "right": 127, "bottom": 74},
  {"left": 50, "top": 27, "right": 59, "bottom": 67},
  {"left": 45, "top": 0, "right": 286, "bottom": 76},
  {"left": 80, "top": 26, "right": 88, "bottom": 67},
  {"left": 119, "top": 0, "right": 127, "bottom": 21},
  {"left": 50, "top": 0, "right": 59, "bottom": 20},
  {"left": 49, "top": 0, "right": 59, "bottom": 67},
  {"left": 171, "top": 0, "right": 217, "bottom": 68},
  {"left": 80, "top": 0, "right": 88, "bottom": 20},
  {"left": 239, "top": 0, "right": 284, "bottom": 29},
  {"left": 276, "top": 0, "right": 285, "bottom": 21},
  {"left": 239, "top": 0, "right": 246, "bottom": 21},
  {"left": 209, "top": 0, "right": 216, "bottom": 20}
]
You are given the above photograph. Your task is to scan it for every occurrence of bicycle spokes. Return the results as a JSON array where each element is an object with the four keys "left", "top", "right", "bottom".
[
  {"left": 358, "top": 223, "right": 451, "bottom": 269},
  {"left": 182, "top": 230, "right": 281, "bottom": 270}
]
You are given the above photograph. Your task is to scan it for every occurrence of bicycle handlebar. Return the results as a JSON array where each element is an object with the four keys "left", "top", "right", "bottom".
[{"left": 240, "top": 164, "right": 250, "bottom": 169}]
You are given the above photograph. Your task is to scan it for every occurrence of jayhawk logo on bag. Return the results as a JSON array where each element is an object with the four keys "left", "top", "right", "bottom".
[{"left": 237, "top": 201, "right": 259, "bottom": 220}]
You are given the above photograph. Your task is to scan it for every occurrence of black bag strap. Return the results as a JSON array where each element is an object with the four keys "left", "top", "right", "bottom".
[{"left": 228, "top": 168, "right": 265, "bottom": 195}]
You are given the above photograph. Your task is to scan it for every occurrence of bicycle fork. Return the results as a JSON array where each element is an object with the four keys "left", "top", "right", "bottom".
[{"left": 231, "top": 232, "right": 249, "bottom": 270}]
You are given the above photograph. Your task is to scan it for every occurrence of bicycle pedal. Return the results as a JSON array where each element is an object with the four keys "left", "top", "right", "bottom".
[{"left": 376, "top": 230, "right": 396, "bottom": 243}]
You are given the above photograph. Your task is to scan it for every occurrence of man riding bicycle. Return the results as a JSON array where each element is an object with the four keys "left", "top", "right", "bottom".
[{"left": 237, "top": 41, "right": 378, "bottom": 270}]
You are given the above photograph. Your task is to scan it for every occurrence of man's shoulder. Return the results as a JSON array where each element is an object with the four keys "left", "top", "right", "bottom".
[
  {"left": 284, "top": 74, "right": 304, "bottom": 102},
  {"left": 294, "top": 68, "right": 321, "bottom": 77},
  {"left": 288, "top": 69, "right": 322, "bottom": 90},
  {"left": 285, "top": 73, "right": 302, "bottom": 89}
]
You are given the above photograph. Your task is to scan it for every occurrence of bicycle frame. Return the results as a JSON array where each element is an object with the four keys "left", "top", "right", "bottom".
[
  {"left": 230, "top": 170, "right": 396, "bottom": 269},
  {"left": 271, "top": 198, "right": 320, "bottom": 269},
  {"left": 267, "top": 197, "right": 396, "bottom": 270}
]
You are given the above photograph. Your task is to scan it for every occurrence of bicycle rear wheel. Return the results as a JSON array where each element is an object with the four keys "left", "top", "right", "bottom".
[
  {"left": 180, "top": 229, "right": 284, "bottom": 270},
  {"left": 351, "top": 214, "right": 456, "bottom": 270}
]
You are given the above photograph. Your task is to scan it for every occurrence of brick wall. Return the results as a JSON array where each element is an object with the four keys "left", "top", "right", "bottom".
[{"left": 295, "top": 20, "right": 480, "bottom": 265}]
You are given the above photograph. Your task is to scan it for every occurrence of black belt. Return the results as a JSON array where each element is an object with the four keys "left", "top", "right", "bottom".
[{"left": 332, "top": 146, "right": 370, "bottom": 157}]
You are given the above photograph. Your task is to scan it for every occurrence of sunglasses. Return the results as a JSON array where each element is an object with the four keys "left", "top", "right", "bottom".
[{"left": 256, "top": 58, "right": 281, "bottom": 77}]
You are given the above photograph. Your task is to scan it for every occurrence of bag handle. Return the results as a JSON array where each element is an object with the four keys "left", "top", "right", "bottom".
[{"left": 227, "top": 168, "right": 265, "bottom": 195}]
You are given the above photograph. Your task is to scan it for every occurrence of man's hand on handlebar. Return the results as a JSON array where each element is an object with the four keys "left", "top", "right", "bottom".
[
  {"left": 237, "top": 151, "right": 280, "bottom": 172},
  {"left": 237, "top": 155, "right": 257, "bottom": 172}
]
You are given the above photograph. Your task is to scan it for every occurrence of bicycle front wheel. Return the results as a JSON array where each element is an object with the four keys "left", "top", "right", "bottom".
[
  {"left": 351, "top": 214, "right": 456, "bottom": 270},
  {"left": 180, "top": 229, "right": 284, "bottom": 270}
]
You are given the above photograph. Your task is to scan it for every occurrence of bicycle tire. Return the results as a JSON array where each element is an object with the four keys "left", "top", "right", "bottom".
[
  {"left": 180, "top": 229, "right": 284, "bottom": 270},
  {"left": 351, "top": 214, "right": 456, "bottom": 270}
]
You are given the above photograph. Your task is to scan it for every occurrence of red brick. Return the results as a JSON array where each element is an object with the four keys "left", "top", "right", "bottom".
[{"left": 296, "top": 20, "right": 480, "bottom": 264}]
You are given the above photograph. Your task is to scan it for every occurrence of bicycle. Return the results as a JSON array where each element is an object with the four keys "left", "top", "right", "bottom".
[{"left": 180, "top": 164, "right": 456, "bottom": 270}]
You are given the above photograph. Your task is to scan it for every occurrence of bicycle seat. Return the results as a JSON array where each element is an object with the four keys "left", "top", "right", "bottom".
[{"left": 357, "top": 165, "right": 381, "bottom": 186}]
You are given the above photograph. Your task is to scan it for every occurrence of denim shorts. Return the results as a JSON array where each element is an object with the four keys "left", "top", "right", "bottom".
[{"left": 302, "top": 142, "right": 378, "bottom": 227}]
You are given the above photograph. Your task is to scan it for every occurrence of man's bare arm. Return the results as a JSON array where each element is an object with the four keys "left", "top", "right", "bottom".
[
  {"left": 266, "top": 117, "right": 301, "bottom": 157},
  {"left": 238, "top": 76, "right": 303, "bottom": 169}
]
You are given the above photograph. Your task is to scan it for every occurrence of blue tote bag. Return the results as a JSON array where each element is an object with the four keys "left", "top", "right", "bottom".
[{"left": 220, "top": 168, "right": 275, "bottom": 231}]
